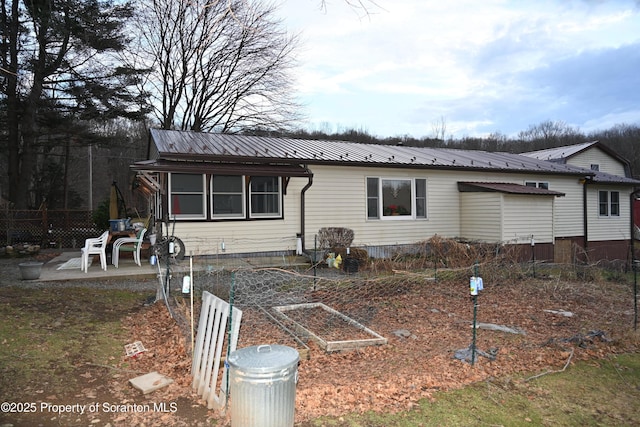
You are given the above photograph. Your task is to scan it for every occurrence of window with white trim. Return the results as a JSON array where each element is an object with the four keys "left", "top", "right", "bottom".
[
  {"left": 211, "top": 175, "right": 245, "bottom": 218},
  {"left": 169, "top": 173, "right": 283, "bottom": 220},
  {"left": 249, "top": 176, "right": 281, "bottom": 217},
  {"left": 169, "top": 173, "right": 206, "bottom": 219},
  {"left": 366, "top": 177, "right": 379, "bottom": 219},
  {"left": 599, "top": 190, "right": 620, "bottom": 217},
  {"left": 366, "top": 177, "right": 427, "bottom": 219},
  {"left": 525, "top": 181, "right": 549, "bottom": 190},
  {"left": 415, "top": 179, "right": 427, "bottom": 218}
]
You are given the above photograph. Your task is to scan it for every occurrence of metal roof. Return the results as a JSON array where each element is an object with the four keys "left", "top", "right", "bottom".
[
  {"left": 457, "top": 182, "right": 565, "bottom": 196},
  {"left": 130, "top": 159, "right": 311, "bottom": 177},
  {"left": 588, "top": 170, "right": 640, "bottom": 185},
  {"left": 148, "top": 129, "right": 594, "bottom": 177},
  {"left": 520, "top": 142, "right": 597, "bottom": 162},
  {"left": 521, "top": 141, "right": 639, "bottom": 184}
]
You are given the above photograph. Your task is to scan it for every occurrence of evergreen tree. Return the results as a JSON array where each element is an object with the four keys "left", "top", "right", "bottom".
[{"left": 0, "top": 0, "right": 148, "bottom": 208}]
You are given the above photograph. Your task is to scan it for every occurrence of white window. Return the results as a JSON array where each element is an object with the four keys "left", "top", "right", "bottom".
[
  {"left": 366, "top": 177, "right": 380, "bottom": 219},
  {"left": 415, "top": 179, "right": 427, "bottom": 218},
  {"left": 169, "top": 173, "right": 206, "bottom": 219},
  {"left": 211, "top": 175, "right": 245, "bottom": 218},
  {"left": 525, "top": 181, "right": 549, "bottom": 190},
  {"left": 249, "top": 176, "right": 281, "bottom": 218},
  {"left": 366, "top": 177, "right": 427, "bottom": 219},
  {"left": 170, "top": 173, "right": 283, "bottom": 220},
  {"left": 599, "top": 190, "right": 620, "bottom": 217}
]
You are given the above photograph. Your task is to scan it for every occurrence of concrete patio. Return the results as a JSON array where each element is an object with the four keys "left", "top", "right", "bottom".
[{"left": 36, "top": 251, "right": 312, "bottom": 282}]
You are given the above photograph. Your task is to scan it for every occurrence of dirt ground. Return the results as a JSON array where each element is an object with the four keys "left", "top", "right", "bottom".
[{"left": 1, "top": 253, "right": 639, "bottom": 426}]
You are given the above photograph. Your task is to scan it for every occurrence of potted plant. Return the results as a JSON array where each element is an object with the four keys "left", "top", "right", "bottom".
[
  {"left": 384, "top": 204, "right": 398, "bottom": 215},
  {"left": 385, "top": 204, "right": 409, "bottom": 216},
  {"left": 397, "top": 205, "right": 409, "bottom": 215}
]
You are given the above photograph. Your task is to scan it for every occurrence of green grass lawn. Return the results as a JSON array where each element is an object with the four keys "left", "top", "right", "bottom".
[{"left": 302, "top": 353, "right": 640, "bottom": 427}]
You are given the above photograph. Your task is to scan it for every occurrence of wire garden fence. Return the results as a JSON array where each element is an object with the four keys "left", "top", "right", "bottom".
[{"left": 161, "top": 235, "right": 623, "bottom": 357}]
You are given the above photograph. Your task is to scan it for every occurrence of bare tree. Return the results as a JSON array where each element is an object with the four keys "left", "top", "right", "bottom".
[
  {"left": 431, "top": 116, "right": 447, "bottom": 142},
  {"left": 130, "top": 0, "right": 302, "bottom": 132},
  {"left": 319, "top": 0, "right": 383, "bottom": 16},
  {"left": 590, "top": 124, "right": 640, "bottom": 178},
  {"left": 515, "top": 120, "right": 587, "bottom": 152}
]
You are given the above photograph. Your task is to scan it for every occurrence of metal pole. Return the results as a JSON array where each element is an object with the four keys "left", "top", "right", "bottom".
[
  {"left": 531, "top": 235, "right": 536, "bottom": 278},
  {"left": 313, "top": 235, "right": 318, "bottom": 290},
  {"left": 471, "top": 294, "right": 478, "bottom": 365},
  {"left": 88, "top": 144, "right": 93, "bottom": 210},
  {"left": 634, "top": 263, "right": 638, "bottom": 331},
  {"left": 471, "top": 261, "right": 479, "bottom": 366},
  {"left": 190, "top": 253, "right": 194, "bottom": 352}
]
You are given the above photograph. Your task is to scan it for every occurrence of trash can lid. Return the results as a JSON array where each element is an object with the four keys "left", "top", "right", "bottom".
[{"left": 227, "top": 344, "right": 299, "bottom": 373}]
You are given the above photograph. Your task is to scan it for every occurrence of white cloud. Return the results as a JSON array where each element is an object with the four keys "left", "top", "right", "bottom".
[{"left": 279, "top": 0, "right": 640, "bottom": 137}]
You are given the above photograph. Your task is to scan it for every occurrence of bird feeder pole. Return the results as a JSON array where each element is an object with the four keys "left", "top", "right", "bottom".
[
  {"left": 531, "top": 235, "right": 536, "bottom": 278},
  {"left": 471, "top": 261, "right": 479, "bottom": 365}
]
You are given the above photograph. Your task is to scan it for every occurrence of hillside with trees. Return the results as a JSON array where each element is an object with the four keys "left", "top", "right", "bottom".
[{"left": 281, "top": 120, "right": 640, "bottom": 178}]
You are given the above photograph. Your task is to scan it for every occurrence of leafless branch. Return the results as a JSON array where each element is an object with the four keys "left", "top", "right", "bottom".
[
  {"left": 131, "top": 0, "right": 301, "bottom": 132},
  {"left": 524, "top": 347, "right": 574, "bottom": 382},
  {"left": 319, "top": 0, "right": 384, "bottom": 16}
]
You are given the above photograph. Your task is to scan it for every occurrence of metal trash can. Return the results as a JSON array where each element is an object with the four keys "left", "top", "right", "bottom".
[{"left": 228, "top": 344, "right": 299, "bottom": 427}]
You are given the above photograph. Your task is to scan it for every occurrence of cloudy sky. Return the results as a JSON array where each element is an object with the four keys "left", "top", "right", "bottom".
[{"left": 277, "top": 0, "right": 640, "bottom": 139}]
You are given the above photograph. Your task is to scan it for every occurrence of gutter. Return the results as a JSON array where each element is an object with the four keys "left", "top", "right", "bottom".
[{"left": 299, "top": 166, "right": 314, "bottom": 252}]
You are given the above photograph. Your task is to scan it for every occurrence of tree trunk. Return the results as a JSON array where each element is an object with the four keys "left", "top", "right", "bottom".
[{"left": 5, "top": 0, "right": 20, "bottom": 206}]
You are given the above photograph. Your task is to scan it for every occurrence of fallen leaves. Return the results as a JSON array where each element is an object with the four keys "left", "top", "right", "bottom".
[{"left": 108, "top": 276, "right": 639, "bottom": 424}]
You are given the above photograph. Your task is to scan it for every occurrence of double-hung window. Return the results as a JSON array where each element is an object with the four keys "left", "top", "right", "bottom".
[
  {"left": 366, "top": 178, "right": 380, "bottom": 219},
  {"left": 169, "top": 173, "right": 282, "bottom": 220},
  {"left": 169, "top": 173, "right": 206, "bottom": 219},
  {"left": 599, "top": 190, "right": 620, "bottom": 217},
  {"left": 211, "top": 175, "right": 244, "bottom": 218},
  {"left": 250, "top": 176, "right": 281, "bottom": 218},
  {"left": 367, "top": 177, "right": 427, "bottom": 219}
]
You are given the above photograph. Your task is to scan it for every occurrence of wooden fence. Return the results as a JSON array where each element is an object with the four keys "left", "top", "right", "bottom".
[{"left": 0, "top": 209, "right": 100, "bottom": 249}]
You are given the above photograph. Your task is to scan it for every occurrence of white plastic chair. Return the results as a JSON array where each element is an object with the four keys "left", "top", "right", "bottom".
[
  {"left": 112, "top": 228, "right": 147, "bottom": 268},
  {"left": 80, "top": 230, "right": 109, "bottom": 273}
]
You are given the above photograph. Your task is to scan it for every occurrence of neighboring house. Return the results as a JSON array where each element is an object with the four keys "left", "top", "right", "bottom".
[{"left": 130, "top": 130, "right": 640, "bottom": 264}]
